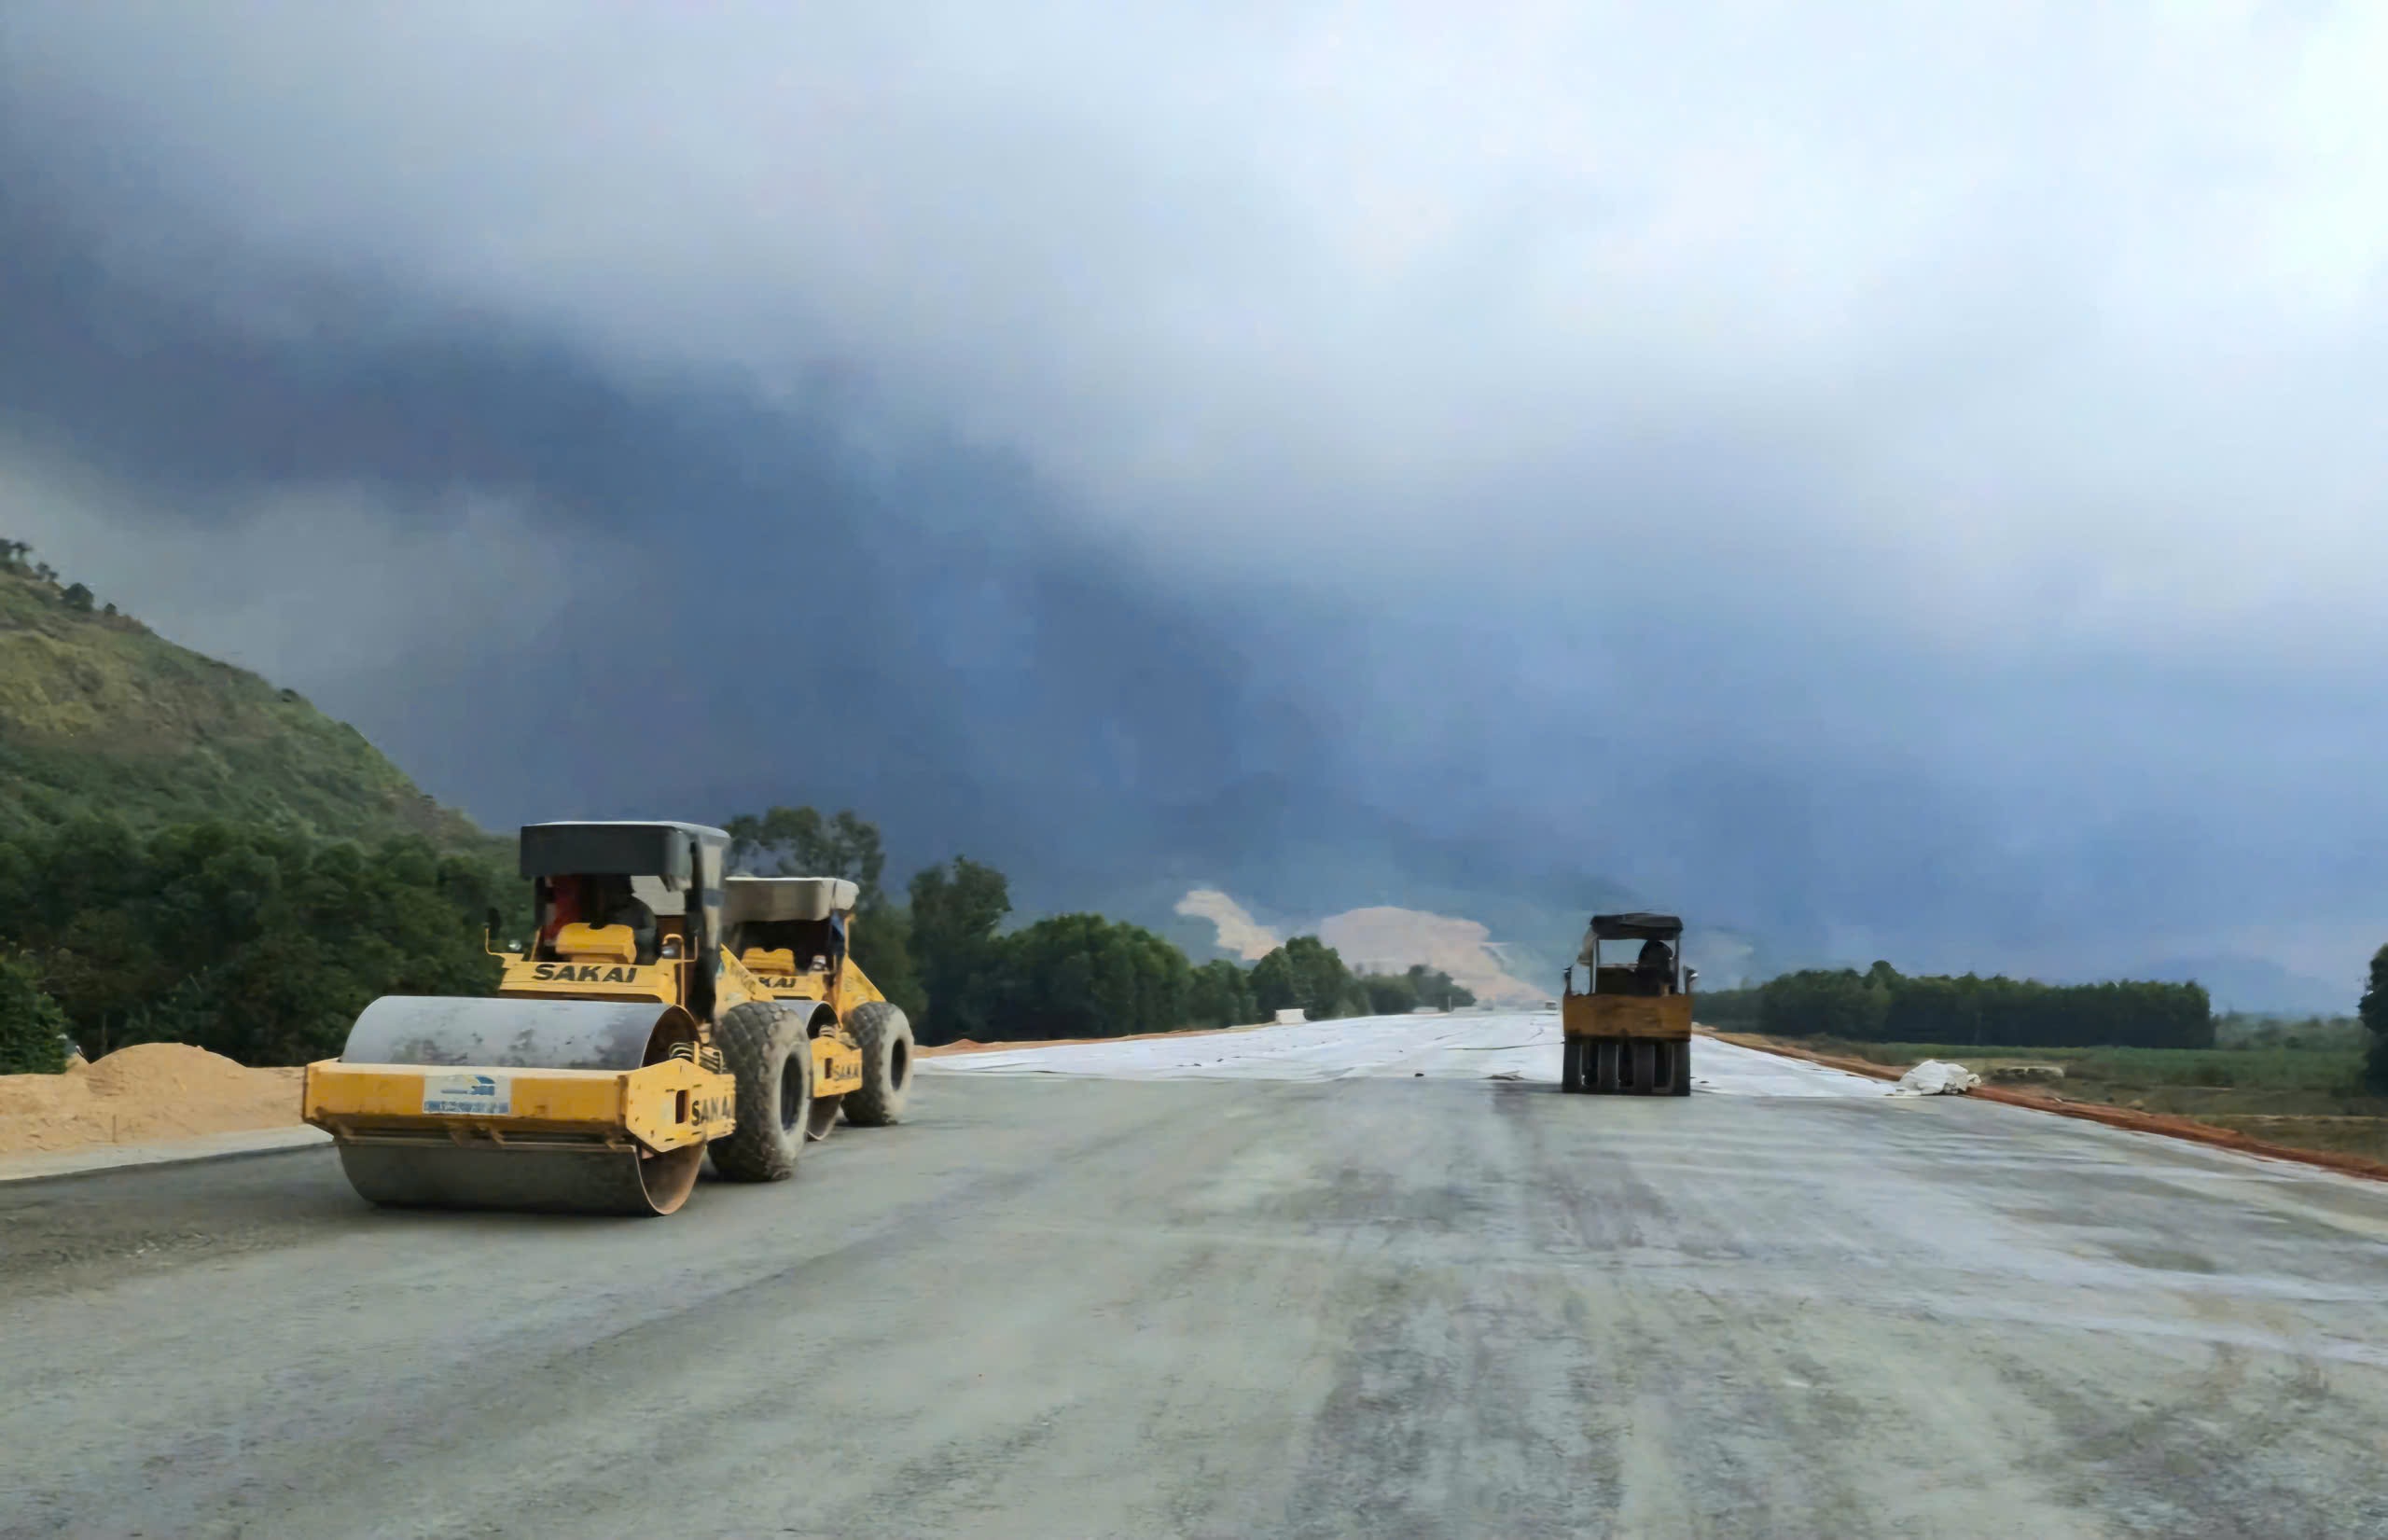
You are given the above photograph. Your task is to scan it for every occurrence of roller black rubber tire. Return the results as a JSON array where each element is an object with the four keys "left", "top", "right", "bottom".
[
  {"left": 1594, "top": 1039, "right": 1621, "bottom": 1093},
  {"left": 711, "top": 1000, "right": 811, "bottom": 1182},
  {"left": 1561, "top": 1038, "right": 1585, "bottom": 1093},
  {"left": 1631, "top": 1039, "right": 1659, "bottom": 1095},
  {"left": 1670, "top": 1040, "right": 1692, "bottom": 1096},
  {"left": 841, "top": 1000, "right": 915, "bottom": 1127}
]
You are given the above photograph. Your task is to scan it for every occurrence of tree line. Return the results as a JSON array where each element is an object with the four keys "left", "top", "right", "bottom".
[
  {"left": 729, "top": 806, "right": 1471, "bottom": 1045},
  {"left": 0, "top": 804, "right": 1480, "bottom": 1070},
  {"left": 2363, "top": 943, "right": 2388, "bottom": 1091},
  {"left": 1740, "top": 960, "right": 2214, "bottom": 1049},
  {"left": 0, "top": 817, "right": 514, "bottom": 1073}
]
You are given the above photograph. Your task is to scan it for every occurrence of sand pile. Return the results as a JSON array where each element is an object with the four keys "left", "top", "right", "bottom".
[
  {"left": 0, "top": 1043, "right": 304, "bottom": 1156},
  {"left": 1175, "top": 889, "right": 1547, "bottom": 1006},
  {"left": 1316, "top": 907, "right": 1545, "bottom": 1006}
]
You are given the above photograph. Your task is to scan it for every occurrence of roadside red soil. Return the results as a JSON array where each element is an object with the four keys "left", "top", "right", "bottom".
[{"left": 1701, "top": 1031, "right": 1905, "bottom": 1083}]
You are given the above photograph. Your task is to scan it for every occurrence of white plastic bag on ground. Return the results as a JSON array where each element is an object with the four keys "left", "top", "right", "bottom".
[
  {"left": 1881, "top": 1055, "right": 1977, "bottom": 1093},
  {"left": 1890, "top": 1059, "right": 1981, "bottom": 1096}
]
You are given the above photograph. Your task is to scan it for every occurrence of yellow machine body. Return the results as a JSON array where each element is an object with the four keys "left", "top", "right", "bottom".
[
  {"left": 302, "top": 1054, "right": 736, "bottom": 1151},
  {"left": 1560, "top": 911, "right": 1695, "bottom": 1097},
  {"left": 1562, "top": 990, "right": 1693, "bottom": 1043},
  {"left": 307, "top": 942, "right": 749, "bottom": 1146}
]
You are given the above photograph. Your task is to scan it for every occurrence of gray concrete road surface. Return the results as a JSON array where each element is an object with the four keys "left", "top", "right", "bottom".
[{"left": 5, "top": 1069, "right": 2387, "bottom": 1539}]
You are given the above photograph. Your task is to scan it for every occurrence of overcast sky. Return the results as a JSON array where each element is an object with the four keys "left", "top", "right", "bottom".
[{"left": 3, "top": 4, "right": 2383, "bottom": 1001}]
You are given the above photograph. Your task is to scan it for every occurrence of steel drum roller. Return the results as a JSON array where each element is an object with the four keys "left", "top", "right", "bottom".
[
  {"left": 340, "top": 996, "right": 694, "bottom": 1071},
  {"left": 328, "top": 995, "right": 706, "bottom": 1217}
]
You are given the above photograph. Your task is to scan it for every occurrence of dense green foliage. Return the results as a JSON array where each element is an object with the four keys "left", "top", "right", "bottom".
[
  {"left": 1251, "top": 936, "right": 1365, "bottom": 1020},
  {"left": 1360, "top": 973, "right": 1416, "bottom": 1016},
  {"left": 1693, "top": 985, "right": 1762, "bottom": 1027},
  {"left": 1756, "top": 962, "right": 2213, "bottom": 1049},
  {"left": 1187, "top": 958, "right": 1256, "bottom": 1028},
  {"left": 1357, "top": 965, "right": 1477, "bottom": 1015},
  {"left": 0, "top": 952, "right": 69, "bottom": 1073},
  {"left": 2361, "top": 943, "right": 2388, "bottom": 1091},
  {"left": 0, "top": 817, "right": 510, "bottom": 1065},
  {"left": 1191, "top": 940, "right": 1478, "bottom": 1026},
  {"left": 727, "top": 806, "right": 891, "bottom": 907},
  {"left": 1757, "top": 968, "right": 1890, "bottom": 1039},
  {"left": 0, "top": 546, "right": 491, "bottom": 853},
  {"left": 985, "top": 913, "right": 1194, "bottom": 1040},
  {"left": 1423, "top": 967, "right": 1479, "bottom": 1011},
  {"left": 908, "top": 856, "right": 1015, "bottom": 1042},
  {"left": 902, "top": 856, "right": 1215, "bottom": 1043}
]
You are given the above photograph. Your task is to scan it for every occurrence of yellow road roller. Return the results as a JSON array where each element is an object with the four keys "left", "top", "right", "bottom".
[
  {"left": 725, "top": 872, "right": 915, "bottom": 1142},
  {"left": 1560, "top": 911, "right": 1697, "bottom": 1096},
  {"left": 302, "top": 821, "right": 909, "bottom": 1216}
]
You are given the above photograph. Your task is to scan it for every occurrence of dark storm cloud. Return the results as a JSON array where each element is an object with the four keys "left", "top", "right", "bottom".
[
  {"left": 4, "top": 4, "right": 2386, "bottom": 998},
  {"left": 0, "top": 172, "right": 1338, "bottom": 896}
]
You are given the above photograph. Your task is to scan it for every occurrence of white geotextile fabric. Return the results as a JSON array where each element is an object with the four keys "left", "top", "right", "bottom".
[
  {"left": 924, "top": 1011, "right": 1895, "bottom": 1097},
  {"left": 1888, "top": 1059, "right": 1983, "bottom": 1096}
]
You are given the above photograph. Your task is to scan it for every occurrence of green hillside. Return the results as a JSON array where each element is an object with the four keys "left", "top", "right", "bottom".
[{"left": 0, "top": 547, "right": 492, "bottom": 852}]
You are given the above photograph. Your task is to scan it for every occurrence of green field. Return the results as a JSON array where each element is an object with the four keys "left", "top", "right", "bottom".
[{"left": 1806, "top": 1034, "right": 2388, "bottom": 1160}]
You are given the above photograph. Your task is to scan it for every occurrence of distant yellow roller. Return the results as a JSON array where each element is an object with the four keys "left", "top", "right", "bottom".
[{"left": 1558, "top": 912, "right": 1696, "bottom": 1097}]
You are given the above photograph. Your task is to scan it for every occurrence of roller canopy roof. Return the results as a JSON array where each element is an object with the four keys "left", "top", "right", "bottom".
[
  {"left": 1587, "top": 912, "right": 1684, "bottom": 941},
  {"left": 518, "top": 821, "right": 729, "bottom": 881},
  {"left": 723, "top": 875, "right": 860, "bottom": 922}
]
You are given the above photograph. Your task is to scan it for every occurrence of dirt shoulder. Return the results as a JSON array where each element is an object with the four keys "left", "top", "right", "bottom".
[
  {"left": 1701, "top": 1031, "right": 1906, "bottom": 1083},
  {"left": 0, "top": 1044, "right": 305, "bottom": 1157},
  {"left": 0, "top": 1024, "right": 1264, "bottom": 1157}
]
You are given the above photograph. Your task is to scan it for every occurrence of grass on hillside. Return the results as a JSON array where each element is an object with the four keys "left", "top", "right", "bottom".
[{"left": 0, "top": 561, "right": 493, "bottom": 853}]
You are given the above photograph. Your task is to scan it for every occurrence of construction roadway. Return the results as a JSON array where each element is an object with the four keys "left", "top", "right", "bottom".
[{"left": 5, "top": 1020, "right": 2386, "bottom": 1540}]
